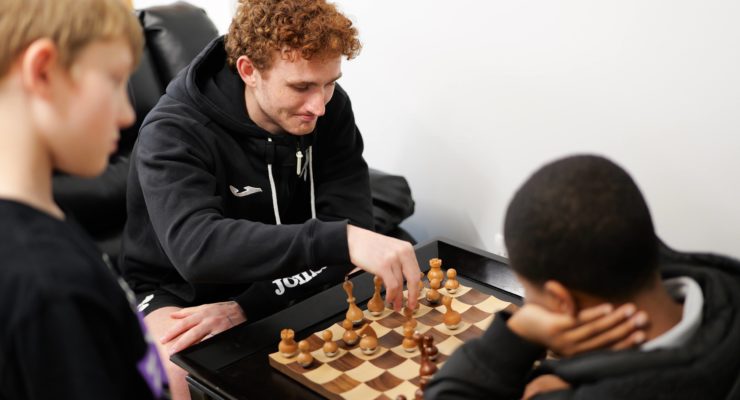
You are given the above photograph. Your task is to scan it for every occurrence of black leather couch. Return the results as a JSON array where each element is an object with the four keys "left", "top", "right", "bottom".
[{"left": 53, "top": 2, "right": 415, "bottom": 266}]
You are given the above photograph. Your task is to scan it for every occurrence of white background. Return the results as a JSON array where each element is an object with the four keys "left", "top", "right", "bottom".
[{"left": 134, "top": 0, "right": 740, "bottom": 259}]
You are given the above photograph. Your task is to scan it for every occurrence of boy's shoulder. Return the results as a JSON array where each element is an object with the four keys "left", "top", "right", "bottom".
[{"left": 0, "top": 200, "right": 118, "bottom": 322}]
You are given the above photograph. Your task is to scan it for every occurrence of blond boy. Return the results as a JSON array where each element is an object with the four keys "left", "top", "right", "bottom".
[{"left": 0, "top": 0, "right": 166, "bottom": 398}]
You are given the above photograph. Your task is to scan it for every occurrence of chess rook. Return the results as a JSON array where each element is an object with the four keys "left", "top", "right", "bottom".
[{"left": 278, "top": 328, "right": 298, "bottom": 358}]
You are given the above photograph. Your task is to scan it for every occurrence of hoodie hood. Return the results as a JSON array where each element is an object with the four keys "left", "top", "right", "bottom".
[{"left": 166, "top": 36, "right": 309, "bottom": 146}]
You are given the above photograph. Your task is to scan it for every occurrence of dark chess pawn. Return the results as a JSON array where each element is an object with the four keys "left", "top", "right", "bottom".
[{"left": 423, "top": 333, "right": 439, "bottom": 362}]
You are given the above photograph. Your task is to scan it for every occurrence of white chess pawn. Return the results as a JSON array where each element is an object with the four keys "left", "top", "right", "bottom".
[
  {"left": 445, "top": 268, "right": 460, "bottom": 294},
  {"left": 322, "top": 330, "right": 338, "bottom": 357},
  {"left": 297, "top": 340, "right": 313, "bottom": 368}
]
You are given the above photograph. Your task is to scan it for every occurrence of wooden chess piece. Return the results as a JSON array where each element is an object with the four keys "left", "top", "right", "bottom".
[
  {"left": 426, "top": 278, "right": 441, "bottom": 304},
  {"left": 403, "top": 306, "right": 417, "bottom": 330},
  {"left": 402, "top": 325, "right": 417, "bottom": 353},
  {"left": 444, "top": 268, "right": 459, "bottom": 294},
  {"left": 296, "top": 340, "right": 313, "bottom": 368},
  {"left": 442, "top": 295, "right": 461, "bottom": 330},
  {"left": 415, "top": 332, "right": 437, "bottom": 389},
  {"left": 342, "top": 319, "right": 359, "bottom": 346},
  {"left": 367, "top": 275, "right": 385, "bottom": 316},
  {"left": 278, "top": 328, "right": 298, "bottom": 357},
  {"left": 343, "top": 279, "right": 364, "bottom": 325},
  {"left": 415, "top": 388, "right": 424, "bottom": 400},
  {"left": 359, "top": 334, "right": 378, "bottom": 355},
  {"left": 322, "top": 330, "right": 338, "bottom": 357},
  {"left": 358, "top": 322, "right": 378, "bottom": 339},
  {"left": 423, "top": 333, "right": 439, "bottom": 361},
  {"left": 358, "top": 322, "right": 378, "bottom": 355},
  {"left": 427, "top": 258, "right": 445, "bottom": 283},
  {"left": 395, "top": 396, "right": 407, "bottom": 400}
]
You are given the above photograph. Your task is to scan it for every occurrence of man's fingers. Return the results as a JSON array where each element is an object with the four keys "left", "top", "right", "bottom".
[
  {"left": 400, "top": 247, "right": 421, "bottom": 311},
  {"left": 160, "top": 316, "right": 198, "bottom": 344},
  {"left": 383, "top": 270, "right": 401, "bottom": 312},
  {"left": 168, "top": 325, "right": 209, "bottom": 355}
]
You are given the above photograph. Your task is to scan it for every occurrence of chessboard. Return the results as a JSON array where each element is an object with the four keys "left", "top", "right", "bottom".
[{"left": 268, "top": 282, "right": 514, "bottom": 400}]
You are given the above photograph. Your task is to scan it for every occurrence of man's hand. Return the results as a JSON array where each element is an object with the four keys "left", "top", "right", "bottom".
[
  {"left": 346, "top": 225, "right": 422, "bottom": 312},
  {"left": 160, "top": 301, "right": 247, "bottom": 355},
  {"left": 507, "top": 302, "right": 648, "bottom": 356},
  {"left": 523, "top": 374, "right": 571, "bottom": 400}
]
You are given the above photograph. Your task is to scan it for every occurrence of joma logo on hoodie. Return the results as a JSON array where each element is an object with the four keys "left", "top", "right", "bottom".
[{"left": 272, "top": 267, "right": 327, "bottom": 295}]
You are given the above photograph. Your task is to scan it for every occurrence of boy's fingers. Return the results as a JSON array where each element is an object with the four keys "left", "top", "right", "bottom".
[
  {"left": 611, "top": 330, "right": 647, "bottom": 351},
  {"left": 576, "top": 303, "right": 614, "bottom": 323},
  {"left": 562, "top": 303, "right": 637, "bottom": 343},
  {"left": 572, "top": 311, "right": 648, "bottom": 353}
]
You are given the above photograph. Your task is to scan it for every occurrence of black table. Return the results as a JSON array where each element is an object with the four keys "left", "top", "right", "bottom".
[{"left": 172, "top": 238, "right": 523, "bottom": 400}]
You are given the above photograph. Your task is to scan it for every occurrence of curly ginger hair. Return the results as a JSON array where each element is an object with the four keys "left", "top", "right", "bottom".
[{"left": 225, "top": 0, "right": 361, "bottom": 71}]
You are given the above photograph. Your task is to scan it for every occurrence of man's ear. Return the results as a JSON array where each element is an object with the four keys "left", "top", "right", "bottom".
[
  {"left": 20, "top": 38, "right": 59, "bottom": 98},
  {"left": 236, "top": 55, "right": 258, "bottom": 87},
  {"left": 543, "top": 280, "right": 577, "bottom": 316}
]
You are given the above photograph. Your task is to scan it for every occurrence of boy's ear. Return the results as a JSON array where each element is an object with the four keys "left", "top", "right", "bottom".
[
  {"left": 543, "top": 280, "right": 577, "bottom": 316},
  {"left": 20, "top": 38, "right": 59, "bottom": 98},
  {"left": 236, "top": 55, "right": 257, "bottom": 87}
]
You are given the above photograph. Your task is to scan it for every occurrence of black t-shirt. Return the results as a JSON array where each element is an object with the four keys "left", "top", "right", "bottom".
[{"left": 0, "top": 200, "right": 166, "bottom": 399}]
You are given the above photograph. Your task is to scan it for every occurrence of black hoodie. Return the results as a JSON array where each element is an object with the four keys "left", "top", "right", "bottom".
[
  {"left": 425, "top": 247, "right": 740, "bottom": 400},
  {"left": 119, "top": 37, "right": 373, "bottom": 320}
]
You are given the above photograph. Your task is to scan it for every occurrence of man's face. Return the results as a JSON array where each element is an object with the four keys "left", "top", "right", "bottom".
[
  {"left": 46, "top": 38, "right": 135, "bottom": 176},
  {"left": 245, "top": 52, "right": 342, "bottom": 135}
]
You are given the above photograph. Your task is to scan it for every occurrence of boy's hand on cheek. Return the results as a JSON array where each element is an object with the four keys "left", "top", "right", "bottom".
[{"left": 507, "top": 303, "right": 648, "bottom": 357}]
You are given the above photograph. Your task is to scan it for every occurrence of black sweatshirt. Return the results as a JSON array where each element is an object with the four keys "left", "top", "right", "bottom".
[
  {"left": 120, "top": 37, "right": 373, "bottom": 319},
  {"left": 0, "top": 200, "right": 165, "bottom": 400},
  {"left": 425, "top": 249, "right": 740, "bottom": 400}
]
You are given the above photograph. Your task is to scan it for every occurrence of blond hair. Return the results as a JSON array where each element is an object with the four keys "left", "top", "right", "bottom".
[{"left": 0, "top": 0, "right": 143, "bottom": 78}]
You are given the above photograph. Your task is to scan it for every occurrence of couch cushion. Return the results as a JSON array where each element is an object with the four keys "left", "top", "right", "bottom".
[{"left": 138, "top": 1, "right": 220, "bottom": 85}]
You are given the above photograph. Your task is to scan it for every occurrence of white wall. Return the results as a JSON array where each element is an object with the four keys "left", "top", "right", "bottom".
[
  {"left": 136, "top": 1, "right": 740, "bottom": 259},
  {"left": 133, "top": 0, "right": 236, "bottom": 33}
]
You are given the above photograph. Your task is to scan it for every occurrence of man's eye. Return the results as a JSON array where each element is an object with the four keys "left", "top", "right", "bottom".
[{"left": 292, "top": 85, "right": 309, "bottom": 92}]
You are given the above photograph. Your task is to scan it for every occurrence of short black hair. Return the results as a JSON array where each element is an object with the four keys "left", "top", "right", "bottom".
[{"left": 504, "top": 154, "right": 659, "bottom": 300}]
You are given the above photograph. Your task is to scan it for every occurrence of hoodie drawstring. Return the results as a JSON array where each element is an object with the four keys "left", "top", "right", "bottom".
[
  {"left": 266, "top": 138, "right": 316, "bottom": 225},
  {"left": 308, "top": 145, "right": 316, "bottom": 219}
]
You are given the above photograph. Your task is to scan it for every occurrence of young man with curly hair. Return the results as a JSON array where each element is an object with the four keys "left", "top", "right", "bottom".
[
  {"left": 0, "top": 0, "right": 167, "bottom": 398},
  {"left": 119, "top": 1, "right": 422, "bottom": 397},
  {"left": 425, "top": 155, "right": 740, "bottom": 399}
]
